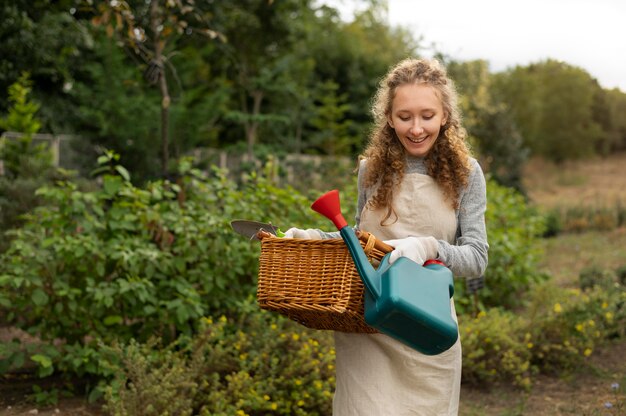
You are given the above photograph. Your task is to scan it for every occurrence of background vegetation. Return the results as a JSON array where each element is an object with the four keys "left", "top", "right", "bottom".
[{"left": 1, "top": 0, "right": 625, "bottom": 414}]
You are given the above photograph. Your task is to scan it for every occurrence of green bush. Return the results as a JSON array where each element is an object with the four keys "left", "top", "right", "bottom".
[
  {"left": 579, "top": 264, "right": 618, "bottom": 290},
  {"left": 454, "top": 179, "right": 548, "bottom": 313},
  {"left": 460, "top": 278, "right": 626, "bottom": 389},
  {"left": 525, "top": 282, "right": 625, "bottom": 373},
  {"left": 0, "top": 72, "right": 61, "bottom": 248},
  {"left": 102, "top": 301, "right": 335, "bottom": 416},
  {"left": 459, "top": 308, "right": 534, "bottom": 389},
  {"left": 0, "top": 154, "right": 327, "bottom": 380}
]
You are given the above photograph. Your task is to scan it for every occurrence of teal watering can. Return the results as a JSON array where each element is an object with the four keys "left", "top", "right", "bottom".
[{"left": 311, "top": 190, "right": 459, "bottom": 355}]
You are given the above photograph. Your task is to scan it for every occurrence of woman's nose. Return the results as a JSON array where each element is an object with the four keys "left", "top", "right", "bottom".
[{"left": 409, "top": 121, "right": 424, "bottom": 135}]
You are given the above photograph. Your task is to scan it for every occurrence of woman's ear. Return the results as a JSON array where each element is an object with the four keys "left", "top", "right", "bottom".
[
  {"left": 387, "top": 115, "right": 394, "bottom": 129},
  {"left": 441, "top": 112, "right": 448, "bottom": 127}
]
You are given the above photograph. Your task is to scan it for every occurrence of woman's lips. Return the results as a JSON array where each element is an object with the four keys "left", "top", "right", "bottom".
[{"left": 407, "top": 136, "right": 427, "bottom": 144}]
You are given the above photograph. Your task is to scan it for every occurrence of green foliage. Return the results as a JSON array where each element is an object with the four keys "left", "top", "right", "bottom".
[
  {"left": 102, "top": 301, "right": 335, "bottom": 416},
  {"left": 493, "top": 60, "right": 608, "bottom": 162},
  {"left": 460, "top": 308, "right": 534, "bottom": 389},
  {"left": 447, "top": 59, "right": 529, "bottom": 192},
  {"left": 71, "top": 31, "right": 161, "bottom": 180},
  {"left": 454, "top": 179, "right": 548, "bottom": 312},
  {"left": 0, "top": 72, "right": 63, "bottom": 246},
  {"left": 0, "top": 152, "right": 322, "bottom": 380},
  {"left": 0, "top": 71, "right": 48, "bottom": 178},
  {"left": 525, "top": 282, "right": 626, "bottom": 373},
  {"left": 579, "top": 264, "right": 619, "bottom": 291},
  {"left": 460, "top": 278, "right": 626, "bottom": 389},
  {"left": 101, "top": 278, "right": 626, "bottom": 413},
  {"left": 308, "top": 80, "right": 356, "bottom": 155}
]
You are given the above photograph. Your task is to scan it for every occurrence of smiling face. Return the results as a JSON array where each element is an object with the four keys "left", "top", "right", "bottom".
[{"left": 387, "top": 83, "right": 447, "bottom": 158}]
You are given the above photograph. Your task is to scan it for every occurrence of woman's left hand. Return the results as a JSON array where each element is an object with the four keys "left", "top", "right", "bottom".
[{"left": 383, "top": 236, "right": 438, "bottom": 265}]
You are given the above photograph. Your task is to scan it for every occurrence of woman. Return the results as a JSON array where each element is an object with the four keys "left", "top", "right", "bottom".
[{"left": 287, "top": 58, "right": 489, "bottom": 415}]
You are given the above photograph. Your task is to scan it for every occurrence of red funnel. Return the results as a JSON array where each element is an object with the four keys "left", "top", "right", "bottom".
[{"left": 311, "top": 189, "right": 348, "bottom": 230}]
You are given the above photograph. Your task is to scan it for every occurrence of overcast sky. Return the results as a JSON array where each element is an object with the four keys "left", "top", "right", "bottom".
[{"left": 326, "top": 0, "right": 626, "bottom": 91}]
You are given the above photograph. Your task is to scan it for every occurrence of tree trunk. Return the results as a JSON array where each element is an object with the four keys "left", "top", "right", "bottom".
[
  {"left": 245, "top": 89, "right": 263, "bottom": 160},
  {"left": 150, "top": 0, "right": 170, "bottom": 177}
]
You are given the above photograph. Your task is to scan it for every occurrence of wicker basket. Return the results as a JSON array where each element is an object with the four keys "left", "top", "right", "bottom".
[{"left": 256, "top": 231, "right": 390, "bottom": 333}]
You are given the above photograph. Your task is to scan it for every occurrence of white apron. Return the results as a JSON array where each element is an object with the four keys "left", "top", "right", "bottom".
[{"left": 333, "top": 171, "right": 462, "bottom": 416}]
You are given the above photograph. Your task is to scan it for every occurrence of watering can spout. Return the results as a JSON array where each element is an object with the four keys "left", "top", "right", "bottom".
[{"left": 311, "top": 190, "right": 382, "bottom": 297}]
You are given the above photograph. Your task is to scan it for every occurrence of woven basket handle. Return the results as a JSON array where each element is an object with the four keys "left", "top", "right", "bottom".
[
  {"left": 357, "top": 230, "right": 394, "bottom": 254},
  {"left": 256, "top": 230, "right": 275, "bottom": 240}
]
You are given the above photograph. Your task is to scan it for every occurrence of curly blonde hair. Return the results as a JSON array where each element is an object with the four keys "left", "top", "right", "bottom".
[{"left": 361, "top": 58, "right": 472, "bottom": 224}]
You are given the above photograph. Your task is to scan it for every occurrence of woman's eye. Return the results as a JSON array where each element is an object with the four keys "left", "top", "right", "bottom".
[
  {"left": 423, "top": 115, "right": 434, "bottom": 120},
  {"left": 399, "top": 116, "right": 410, "bottom": 121}
]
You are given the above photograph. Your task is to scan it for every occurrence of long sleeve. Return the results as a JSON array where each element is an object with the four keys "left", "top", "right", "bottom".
[{"left": 437, "top": 159, "right": 489, "bottom": 278}]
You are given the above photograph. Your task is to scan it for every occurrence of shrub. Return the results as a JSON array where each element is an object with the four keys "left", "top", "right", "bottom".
[
  {"left": 579, "top": 264, "right": 617, "bottom": 290},
  {"left": 615, "top": 265, "right": 626, "bottom": 286},
  {"left": 455, "top": 179, "right": 548, "bottom": 312},
  {"left": 0, "top": 153, "right": 327, "bottom": 381},
  {"left": 459, "top": 308, "right": 534, "bottom": 389},
  {"left": 0, "top": 72, "right": 61, "bottom": 248},
  {"left": 102, "top": 301, "right": 335, "bottom": 416},
  {"left": 524, "top": 282, "right": 625, "bottom": 373}
]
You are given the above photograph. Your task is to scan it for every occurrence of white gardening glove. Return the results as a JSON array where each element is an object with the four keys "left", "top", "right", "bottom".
[
  {"left": 383, "top": 236, "right": 438, "bottom": 265},
  {"left": 284, "top": 227, "right": 323, "bottom": 239}
]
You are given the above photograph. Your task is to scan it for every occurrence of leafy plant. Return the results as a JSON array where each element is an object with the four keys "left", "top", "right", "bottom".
[
  {"left": 0, "top": 152, "right": 323, "bottom": 381},
  {"left": 0, "top": 72, "right": 64, "bottom": 250},
  {"left": 102, "top": 300, "right": 335, "bottom": 416},
  {"left": 454, "top": 178, "right": 548, "bottom": 313},
  {"left": 459, "top": 308, "right": 534, "bottom": 389}
]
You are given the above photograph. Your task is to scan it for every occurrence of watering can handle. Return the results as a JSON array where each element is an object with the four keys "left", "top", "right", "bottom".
[{"left": 356, "top": 230, "right": 394, "bottom": 254}]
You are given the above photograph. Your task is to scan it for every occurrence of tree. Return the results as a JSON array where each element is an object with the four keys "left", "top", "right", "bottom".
[
  {"left": 0, "top": 73, "right": 61, "bottom": 241},
  {"left": 605, "top": 88, "right": 626, "bottom": 152},
  {"left": 90, "top": 0, "right": 224, "bottom": 176},
  {"left": 212, "top": 0, "right": 317, "bottom": 159},
  {"left": 308, "top": 80, "right": 355, "bottom": 155},
  {"left": 0, "top": 1, "right": 92, "bottom": 133},
  {"left": 493, "top": 60, "right": 603, "bottom": 163},
  {"left": 447, "top": 60, "right": 528, "bottom": 191}
]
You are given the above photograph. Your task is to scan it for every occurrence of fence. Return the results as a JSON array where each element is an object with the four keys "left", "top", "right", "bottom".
[
  {"left": 0, "top": 132, "right": 81, "bottom": 175},
  {"left": 0, "top": 133, "right": 357, "bottom": 190}
]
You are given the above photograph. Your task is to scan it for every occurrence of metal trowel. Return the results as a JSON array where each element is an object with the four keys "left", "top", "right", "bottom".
[{"left": 230, "top": 219, "right": 282, "bottom": 240}]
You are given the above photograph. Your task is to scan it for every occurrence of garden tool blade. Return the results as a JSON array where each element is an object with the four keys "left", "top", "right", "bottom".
[{"left": 230, "top": 220, "right": 279, "bottom": 240}]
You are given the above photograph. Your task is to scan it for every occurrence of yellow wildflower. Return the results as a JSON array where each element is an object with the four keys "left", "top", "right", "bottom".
[
  {"left": 553, "top": 303, "right": 562, "bottom": 313},
  {"left": 584, "top": 348, "right": 592, "bottom": 357}
]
